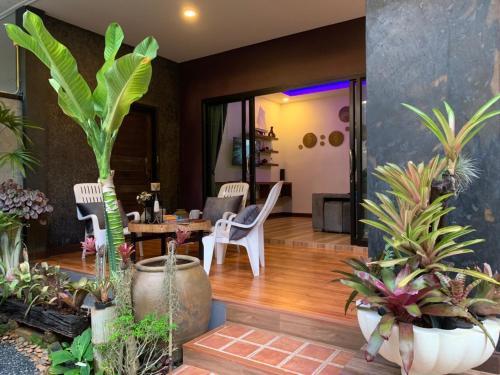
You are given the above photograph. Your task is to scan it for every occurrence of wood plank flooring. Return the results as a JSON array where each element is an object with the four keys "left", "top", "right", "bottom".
[
  {"left": 38, "top": 237, "right": 367, "bottom": 326},
  {"left": 264, "top": 217, "right": 364, "bottom": 253}
]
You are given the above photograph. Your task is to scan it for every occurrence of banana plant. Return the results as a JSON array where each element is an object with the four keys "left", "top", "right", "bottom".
[{"left": 5, "top": 11, "right": 159, "bottom": 273}]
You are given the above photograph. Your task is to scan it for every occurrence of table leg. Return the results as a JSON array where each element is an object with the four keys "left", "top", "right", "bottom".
[
  {"left": 161, "top": 234, "right": 166, "bottom": 256},
  {"left": 198, "top": 230, "right": 204, "bottom": 260},
  {"left": 131, "top": 232, "right": 137, "bottom": 263}
]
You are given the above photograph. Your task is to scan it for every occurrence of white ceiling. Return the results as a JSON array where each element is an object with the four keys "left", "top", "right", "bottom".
[
  {"left": 261, "top": 87, "right": 349, "bottom": 104},
  {"left": 32, "top": 0, "right": 365, "bottom": 62}
]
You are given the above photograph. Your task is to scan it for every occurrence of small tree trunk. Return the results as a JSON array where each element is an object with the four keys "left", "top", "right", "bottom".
[
  {"left": 99, "top": 173, "right": 125, "bottom": 273},
  {"left": 91, "top": 304, "right": 117, "bottom": 371}
]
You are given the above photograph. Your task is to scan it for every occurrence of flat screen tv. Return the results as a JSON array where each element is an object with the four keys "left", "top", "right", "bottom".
[{"left": 232, "top": 137, "right": 260, "bottom": 166}]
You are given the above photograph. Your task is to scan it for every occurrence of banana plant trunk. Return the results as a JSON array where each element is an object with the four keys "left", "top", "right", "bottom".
[{"left": 99, "top": 173, "right": 125, "bottom": 273}]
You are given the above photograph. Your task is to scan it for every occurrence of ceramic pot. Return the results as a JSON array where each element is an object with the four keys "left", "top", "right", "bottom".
[
  {"left": 133, "top": 255, "right": 212, "bottom": 346},
  {"left": 357, "top": 308, "right": 500, "bottom": 375},
  {"left": 91, "top": 304, "right": 117, "bottom": 370}
]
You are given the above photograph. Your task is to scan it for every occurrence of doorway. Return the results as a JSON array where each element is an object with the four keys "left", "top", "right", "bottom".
[
  {"left": 111, "top": 104, "right": 157, "bottom": 212},
  {"left": 202, "top": 78, "right": 367, "bottom": 246}
]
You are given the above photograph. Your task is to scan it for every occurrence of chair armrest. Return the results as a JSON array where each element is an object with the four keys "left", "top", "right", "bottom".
[
  {"left": 213, "top": 216, "right": 256, "bottom": 237},
  {"left": 77, "top": 213, "right": 103, "bottom": 231},
  {"left": 127, "top": 211, "right": 140, "bottom": 222}
]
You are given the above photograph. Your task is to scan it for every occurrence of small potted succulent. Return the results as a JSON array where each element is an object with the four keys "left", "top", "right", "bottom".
[
  {"left": 337, "top": 95, "right": 500, "bottom": 375},
  {"left": 0, "top": 180, "right": 53, "bottom": 277}
]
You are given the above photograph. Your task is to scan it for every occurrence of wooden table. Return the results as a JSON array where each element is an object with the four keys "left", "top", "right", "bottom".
[{"left": 127, "top": 219, "right": 212, "bottom": 260}]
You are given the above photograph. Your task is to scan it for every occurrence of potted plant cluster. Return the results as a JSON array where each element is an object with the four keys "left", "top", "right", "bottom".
[
  {"left": 0, "top": 260, "right": 90, "bottom": 337},
  {"left": 337, "top": 96, "right": 500, "bottom": 375}
]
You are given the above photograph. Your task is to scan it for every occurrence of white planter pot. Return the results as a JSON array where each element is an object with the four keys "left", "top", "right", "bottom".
[{"left": 357, "top": 308, "right": 500, "bottom": 375}]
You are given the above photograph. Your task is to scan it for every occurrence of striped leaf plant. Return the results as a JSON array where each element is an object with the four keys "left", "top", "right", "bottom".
[{"left": 5, "top": 11, "right": 158, "bottom": 273}]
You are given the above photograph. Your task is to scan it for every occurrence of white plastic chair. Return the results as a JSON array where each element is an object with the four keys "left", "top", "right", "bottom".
[
  {"left": 218, "top": 182, "right": 249, "bottom": 212},
  {"left": 202, "top": 181, "right": 283, "bottom": 277},
  {"left": 73, "top": 183, "right": 143, "bottom": 258}
]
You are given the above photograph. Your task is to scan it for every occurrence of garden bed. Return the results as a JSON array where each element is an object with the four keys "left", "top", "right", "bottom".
[{"left": 0, "top": 299, "right": 90, "bottom": 338}]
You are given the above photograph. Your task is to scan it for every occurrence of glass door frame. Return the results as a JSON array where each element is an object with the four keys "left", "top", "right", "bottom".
[
  {"left": 202, "top": 97, "right": 257, "bottom": 204},
  {"left": 349, "top": 77, "right": 368, "bottom": 246}
]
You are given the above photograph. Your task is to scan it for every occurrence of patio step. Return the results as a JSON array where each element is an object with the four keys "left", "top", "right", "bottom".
[
  {"left": 183, "top": 322, "right": 355, "bottom": 374},
  {"left": 222, "top": 301, "right": 365, "bottom": 351},
  {"left": 174, "top": 364, "right": 218, "bottom": 374}
]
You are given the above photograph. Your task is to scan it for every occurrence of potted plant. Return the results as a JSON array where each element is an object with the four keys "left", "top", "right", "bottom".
[
  {"left": 0, "top": 261, "right": 90, "bottom": 337},
  {"left": 133, "top": 228, "right": 212, "bottom": 353},
  {"left": 337, "top": 96, "right": 500, "bottom": 375}
]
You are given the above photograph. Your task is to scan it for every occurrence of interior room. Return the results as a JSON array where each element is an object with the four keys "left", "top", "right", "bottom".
[{"left": 211, "top": 82, "right": 355, "bottom": 249}]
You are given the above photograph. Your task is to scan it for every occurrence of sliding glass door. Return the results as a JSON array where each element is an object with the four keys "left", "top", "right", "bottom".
[
  {"left": 350, "top": 78, "right": 368, "bottom": 245},
  {"left": 203, "top": 98, "right": 256, "bottom": 203}
]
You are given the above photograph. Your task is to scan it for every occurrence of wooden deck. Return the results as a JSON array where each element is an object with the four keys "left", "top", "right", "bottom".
[{"left": 40, "top": 247, "right": 366, "bottom": 325}]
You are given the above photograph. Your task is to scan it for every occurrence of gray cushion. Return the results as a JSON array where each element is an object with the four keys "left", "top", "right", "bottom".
[
  {"left": 202, "top": 196, "right": 242, "bottom": 225},
  {"left": 229, "top": 204, "right": 260, "bottom": 240},
  {"left": 77, "top": 201, "right": 128, "bottom": 234}
]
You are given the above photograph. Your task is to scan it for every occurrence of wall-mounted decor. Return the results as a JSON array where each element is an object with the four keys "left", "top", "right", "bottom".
[
  {"left": 302, "top": 132, "right": 317, "bottom": 148},
  {"left": 329, "top": 131, "right": 344, "bottom": 147},
  {"left": 338, "top": 106, "right": 350, "bottom": 123},
  {"left": 320, "top": 134, "right": 326, "bottom": 140},
  {"left": 320, "top": 141, "right": 325, "bottom": 146},
  {"left": 298, "top": 144, "right": 303, "bottom": 150},
  {"left": 345, "top": 126, "right": 349, "bottom": 132}
]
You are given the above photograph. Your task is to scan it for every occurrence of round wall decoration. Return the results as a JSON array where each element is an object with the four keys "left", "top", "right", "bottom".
[
  {"left": 302, "top": 133, "right": 317, "bottom": 148},
  {"left": 338, "top": 106, "right": 350, "bottom": 123},
  {"left": 320, "top": 134, "right": 326, "bottom": 140},
  {"left": 320, "top": 141, "right": 325, "bottom": 146},
  {"left": 298, "top": 144, "right": 303, "bottom": 150},
  {"left": 329, "top": 131, "right": 344, "bottom": 147},
  {"left": 345, "top": 126, "right": 350, "bottom": 132}
]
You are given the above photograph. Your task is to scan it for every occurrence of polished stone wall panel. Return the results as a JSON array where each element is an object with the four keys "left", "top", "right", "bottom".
[{"left": 366, "top": 0, "right": 500, "bottom": 269}]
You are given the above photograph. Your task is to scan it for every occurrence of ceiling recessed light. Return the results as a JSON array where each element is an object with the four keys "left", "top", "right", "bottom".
[
  {"left": 282, "top": 97, "right": 289, "bottom": 102},
  {"left": 183, "top": 9, "right": 197, "bottom": 18}
]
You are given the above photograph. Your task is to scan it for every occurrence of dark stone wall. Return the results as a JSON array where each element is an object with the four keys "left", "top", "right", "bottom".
[
  {"left": 23, "top": 14, "right": 180, "bottom": 255},
  {"left": 179, "top": 18, "right": 366, "bottom": 209},
  {"left": 366, "top": 1, "right": 500, "bottom": 270}
]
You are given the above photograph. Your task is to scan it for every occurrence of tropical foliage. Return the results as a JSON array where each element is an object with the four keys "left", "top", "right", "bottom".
[
  {"left": 336, "top": 96, "right": 500, "bottom": 374},
  {"left": 5, "top": 11, "right": 159, "bottom": 273},
  {"left": 0, "top": 101, "right": 39, "bottom": 177}
]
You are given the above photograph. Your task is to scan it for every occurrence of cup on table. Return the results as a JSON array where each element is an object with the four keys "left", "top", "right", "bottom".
[{"left": 189, "top": 209, "right": 201, "bottom": 219}]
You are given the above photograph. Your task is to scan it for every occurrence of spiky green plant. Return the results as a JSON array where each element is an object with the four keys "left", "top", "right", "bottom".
[
  {"left": 5, "top": 11, "right": 159, "bottom": 273},
  {"left": 402, "top": 95, "right": 500, "bottom": 187}
]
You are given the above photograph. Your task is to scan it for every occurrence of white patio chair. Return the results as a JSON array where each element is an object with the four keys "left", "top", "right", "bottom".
[
  {"left": 202, "top": 181, "right": 283, "bottom": 277},
  {"left": 217, "top": 182, "right": 249, "bottom": 212},
  {"left": 73, "top": 183, "right": 143, "bottom": 258}
]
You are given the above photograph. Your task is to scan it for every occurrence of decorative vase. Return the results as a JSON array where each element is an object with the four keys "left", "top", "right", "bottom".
[
  {"left": 357, "top": 308, "right": 500, "bottom": 375},
  {"left": 133, "top": 255, "right": 212, "bottom": 346}
]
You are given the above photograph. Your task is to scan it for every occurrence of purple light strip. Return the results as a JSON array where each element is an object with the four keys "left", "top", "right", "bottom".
[{"left": 283, "top": 80, "right": 351, "bottom": 96}]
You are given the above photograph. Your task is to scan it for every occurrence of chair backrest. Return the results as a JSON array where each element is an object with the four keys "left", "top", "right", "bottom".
[
  {"left": 74, "top": 183, "right": 103, "bottom": 204},
  {"left": 218, "top": 182, "right": 249, "bottom": 212},
  {"left": 255, "top": 181, "right": 283, "bottom": 226}
]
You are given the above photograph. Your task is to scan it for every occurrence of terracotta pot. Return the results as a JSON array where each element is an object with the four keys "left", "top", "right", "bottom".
[{"left": 133, "top": 255, "right": 212, "bottom": 346}]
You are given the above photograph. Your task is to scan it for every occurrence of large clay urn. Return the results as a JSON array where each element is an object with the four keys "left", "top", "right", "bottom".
[{"left": 133, "top": 255, "right": 212, "bottom": 346}]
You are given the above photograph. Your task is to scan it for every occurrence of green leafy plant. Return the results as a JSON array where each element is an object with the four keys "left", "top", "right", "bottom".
[
  {"left": 402, "top": 94, "right": 500, "bottom": 192},
  {"left": 49, "top": 328, "right": 97, "bottom": 375},
  {"left": 336, "top": 96, "right": 500, "bottom": 374},
  {"left": 5, "top": 11, "right": 159, "bottom": 273},
  {"left": 0, "top": 101, "right": 39, "bottom": 177}
]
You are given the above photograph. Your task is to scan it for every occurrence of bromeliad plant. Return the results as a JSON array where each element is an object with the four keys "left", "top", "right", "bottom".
[
  {"left": 5, "top": 11, "right": 159, "bottom": 273},
  {"left": 336, "top": 95, "right": 500, "bottom": 374}
]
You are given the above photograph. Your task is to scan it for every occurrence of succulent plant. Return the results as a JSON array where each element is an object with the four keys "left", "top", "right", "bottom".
[{"left": 0, "top": 180, "right": 53, "bottom": 222}]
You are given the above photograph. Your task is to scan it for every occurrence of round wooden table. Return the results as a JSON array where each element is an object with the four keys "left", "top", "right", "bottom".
[{"left": 128, "top": 219, "right": 212, "bottom": 259}]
